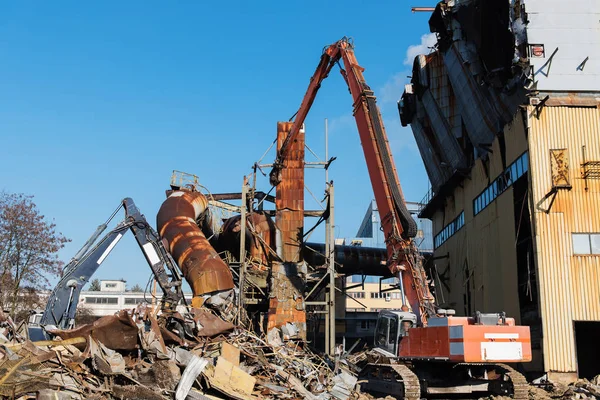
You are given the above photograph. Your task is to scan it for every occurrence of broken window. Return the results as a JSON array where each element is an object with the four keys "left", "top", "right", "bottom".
[
  {"left": 434, "top": 211, "right": 465, "bottom": 248},
  {"left": 473, "top": 152, "right": 529, "bottom": 215}
]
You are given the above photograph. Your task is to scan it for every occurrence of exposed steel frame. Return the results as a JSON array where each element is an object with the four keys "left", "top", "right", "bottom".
[{"left": 270, "top": 37, "right": 436, "bottom": 324}]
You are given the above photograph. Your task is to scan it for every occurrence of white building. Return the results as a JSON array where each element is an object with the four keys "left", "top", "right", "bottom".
[{"left": 80, "top": 280, "right": 192, "bottom": 317}]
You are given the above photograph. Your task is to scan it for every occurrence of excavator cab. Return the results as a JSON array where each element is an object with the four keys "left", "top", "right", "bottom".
[{"left": 374, "top": 310, "right": 417, "bottom": 356}]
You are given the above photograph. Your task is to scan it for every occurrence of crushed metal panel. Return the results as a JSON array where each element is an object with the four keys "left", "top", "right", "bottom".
[{"left": 50, "top": 310, "right": 139, "bottom": 351}]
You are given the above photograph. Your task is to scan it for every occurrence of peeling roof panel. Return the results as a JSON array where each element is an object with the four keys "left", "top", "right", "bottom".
[
  {"left": 410, "top": 118, "right": 449, "bottom": 191},
  {"left": 443, "top": 44, "right": 499, "bottom": 152}
]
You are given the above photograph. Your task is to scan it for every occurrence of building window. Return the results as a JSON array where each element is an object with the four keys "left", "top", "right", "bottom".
[
  {"left": 359, "top": 320, "right": 375, "bottom": 331},
  {"left": 124, "top": 298, "right": 142, "bottom": 305},
  {"left": 473, "top": 152, "right": 529, "bottom": 216},
  {"left": 105, "top": 283, "right": 117, "bottom": 288},
  {"left": 434, "top": 211, "right": 465, "bottom": 249},
  {"left": 348, "top": 292, "right": 365, "bottom": 299},
  {"left": 85, "top": 297, "right": 118, "bottom": 304},
  {"left": 572, "top": 233, "right": 600, "bottom": 255},
  {"left": 370, "top": 292, "right": 392, "bottom": 300}
]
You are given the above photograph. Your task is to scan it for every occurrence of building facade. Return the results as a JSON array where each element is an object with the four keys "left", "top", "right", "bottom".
[
  {"left": 400, "top": 0, "right": 600, "bottom": 381},
  {"left": 79, "top": 280, "right": 192, "bottom": 317}
]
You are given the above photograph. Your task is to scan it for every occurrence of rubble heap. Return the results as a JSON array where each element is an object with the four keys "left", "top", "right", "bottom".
[
  {"left": 525, "top": 377, "right": 600, "bottom": 400},
  {"left": 0, "top": 305, "right": 359, "bottom": 400}
]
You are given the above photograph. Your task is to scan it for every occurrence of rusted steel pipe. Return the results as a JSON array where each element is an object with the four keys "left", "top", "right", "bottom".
[
  {"left": 157, "top": 190, "right": 234, "bottom": 307},
  {"left": 218, "top": 212, "right": 276, "bottom": 267},
  {"left": 303, "top": 242, "right": 390, "bottom": 276}
]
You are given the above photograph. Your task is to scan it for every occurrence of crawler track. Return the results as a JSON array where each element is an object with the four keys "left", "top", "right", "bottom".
[
  {"left": 359, "top": 362, "right": 421, "bottom": 399},
  {"left": 496, "top": 363, "right": 529, "bottom": 400},
  {"left": 389, "top": 364, "right": 421, "bottom": 400},
  {"left": 454, "top": 362, "right": 529, "bottom": 399}
]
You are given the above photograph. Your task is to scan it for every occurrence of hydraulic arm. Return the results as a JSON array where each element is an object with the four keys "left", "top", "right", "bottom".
[
  {"left": 39, "top": 198, "right": 184, "bottom": 331},
  {"left": 270, "top": 37, "right": 436, "bottom": 324},
  {"left": 270, "top": 38, "right": 532, "bottom": 399}
]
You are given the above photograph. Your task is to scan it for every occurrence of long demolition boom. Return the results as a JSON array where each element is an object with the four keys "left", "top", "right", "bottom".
[{"left": 270, "top": 37, "right": 436, "bottom": 324}]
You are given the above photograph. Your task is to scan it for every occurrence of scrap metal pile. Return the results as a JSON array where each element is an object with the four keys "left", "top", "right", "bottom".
[{"left": 0, "top": 305, "right": 359, "bottom": 400}]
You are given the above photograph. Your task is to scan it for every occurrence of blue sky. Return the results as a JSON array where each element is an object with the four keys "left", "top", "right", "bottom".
[{"left": 0, "top": 1, "right": 437, "bottom": 290}]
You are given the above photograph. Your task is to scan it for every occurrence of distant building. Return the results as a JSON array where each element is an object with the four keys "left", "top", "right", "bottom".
[
  {"left": 399, "top": 0, "right": 600, "bottom": 381},
  {"left": 99, "top": 279, "right": 126, "bottom": 292},
  {"left": 79, "top": 280, "right": 192, "bottom": 317}
]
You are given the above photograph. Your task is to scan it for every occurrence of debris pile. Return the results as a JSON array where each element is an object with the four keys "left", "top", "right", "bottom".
[
  {"left": 524, "top": 377, "right": 600, "bottom": 400},
  {"left": 0, "top": 305, "right": 360, "bottom": 399}
]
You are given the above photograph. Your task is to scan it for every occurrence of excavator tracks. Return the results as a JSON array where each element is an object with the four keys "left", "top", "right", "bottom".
[
  {"left": 359, "top": 363, "right": 421, "bottom": 400},
  {"left": 389, "top": 364, "right": 421, "bottom": 400},
  {"left": 359, "top": 361, "right": 529, "bottom": 400},
  {"left": 453, "top": 362, "right": 529, "bottom": 400},
  {"left": 496, "top": 363, "right": 529, "bottom": 400}
]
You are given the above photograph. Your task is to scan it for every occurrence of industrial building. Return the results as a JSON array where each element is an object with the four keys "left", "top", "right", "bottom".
[{"left": 400, "top": 0, "right": 600, "bottom": 381}]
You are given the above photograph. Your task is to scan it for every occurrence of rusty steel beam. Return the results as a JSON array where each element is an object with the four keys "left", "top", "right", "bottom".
[
  {"left": 157, "top": 190, "right": 234, "bottom": 307},
  {"left": 211, "top": 191, "right": 276, "bottom": 203}
]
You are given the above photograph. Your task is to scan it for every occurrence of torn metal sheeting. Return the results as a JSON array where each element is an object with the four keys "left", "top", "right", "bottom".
[{"left": 50, "top": 310, "right": 139, "bottom": 351}]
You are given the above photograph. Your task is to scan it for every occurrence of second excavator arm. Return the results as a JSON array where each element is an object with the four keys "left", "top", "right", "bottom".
[
  {"left": 270, "top": 37, "right": 436, "bottom": 325},
  {"left": 35, "top": 198, "right": 184, "bottom": 336}
]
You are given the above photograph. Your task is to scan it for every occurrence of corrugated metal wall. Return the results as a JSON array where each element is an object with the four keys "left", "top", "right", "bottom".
[
  {"left": 431, "top": 112, "right": 528, "bottom": 319},
  {"left": 528, "top": 105, "right": 600, "bottom": 374}
]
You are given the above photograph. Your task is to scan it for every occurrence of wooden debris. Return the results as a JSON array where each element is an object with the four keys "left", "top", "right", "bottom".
[
  {"left": 220, "top": 342, "right": 240, "bottom": 366},
  {"left": 205, "top": 356, "right": 256, "bottom": 399}
]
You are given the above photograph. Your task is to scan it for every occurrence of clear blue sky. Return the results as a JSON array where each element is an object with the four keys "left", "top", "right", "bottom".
[{"left": 0, "top": 1, "right": 437, "bottom": 289}]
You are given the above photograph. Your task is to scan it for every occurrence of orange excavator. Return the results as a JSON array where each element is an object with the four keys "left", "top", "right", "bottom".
[{"left": 270, "top": 37, "right": 531, "bottom": 399}]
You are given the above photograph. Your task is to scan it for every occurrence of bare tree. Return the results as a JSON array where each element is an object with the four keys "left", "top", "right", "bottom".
[
  {"left": 88, "top": 278, "right": 101, "bottom": 291},
  {"left": 129, "top": 283, "right": 144, "bottom": 292},
  {"left": 0, "top": 192, "right": 70, "bottom": 318}
]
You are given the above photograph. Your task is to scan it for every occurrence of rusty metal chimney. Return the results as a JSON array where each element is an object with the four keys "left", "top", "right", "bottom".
[{"left": 156, "top": 190, "right": 234, "bottom": 307}]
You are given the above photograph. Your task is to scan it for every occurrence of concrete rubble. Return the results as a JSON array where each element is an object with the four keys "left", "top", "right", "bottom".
[{"left": 0, "top": 305, "right": 362, "bottom": 399}]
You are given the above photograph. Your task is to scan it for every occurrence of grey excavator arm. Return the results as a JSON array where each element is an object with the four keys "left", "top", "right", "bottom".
[{"left": 34, "top": 198, "right": 184, "bottom": 337}]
